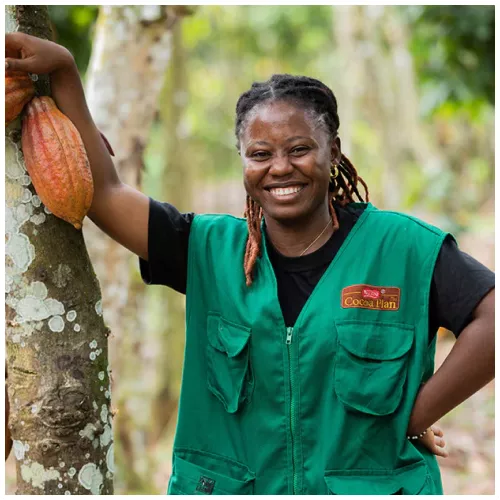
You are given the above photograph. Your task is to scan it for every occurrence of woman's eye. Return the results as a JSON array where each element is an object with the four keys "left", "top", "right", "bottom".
[
  {"left": 291, "top": 146, "right": 309, "bottom": 155},
  {"left": 252, "top": 151, "right": 270, "bottom": 160}
]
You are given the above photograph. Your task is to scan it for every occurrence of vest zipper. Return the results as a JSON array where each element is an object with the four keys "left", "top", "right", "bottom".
[{"left": 286, "top": 326, "right": 299, "bottom": 494}]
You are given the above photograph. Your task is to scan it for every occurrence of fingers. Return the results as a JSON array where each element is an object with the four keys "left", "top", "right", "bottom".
[
  {"left": 430, "top": 424, "right": 444, "bottom": 438},
  {"left": 434, "top": 436, "right": 446, "bottom": 448},
  {"left": 5, "top": 56, "right": 33, "bottom": 72},
  {"left": 433, "top": 446, "right": 449, "bottom": 458}
]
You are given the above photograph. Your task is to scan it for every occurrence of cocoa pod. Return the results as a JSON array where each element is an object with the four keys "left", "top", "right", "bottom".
[
  {"left": 22, "top": 96, "right": 94, "bottom": 230},
  {"left": 5, "top": 70, "right": 35, "bottom": 126}
]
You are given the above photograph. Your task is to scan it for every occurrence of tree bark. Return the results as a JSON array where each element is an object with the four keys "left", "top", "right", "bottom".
[{"left": 5, "top": 6, "right": 113, "bottom": 495}]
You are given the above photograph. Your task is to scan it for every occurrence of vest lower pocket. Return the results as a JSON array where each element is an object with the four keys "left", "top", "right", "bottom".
[
  {"left": 168, "top": 449, "right": 255, "bottom": 495},
  {"left": 206, "top": 313, "right": 253, "bottom": 413},
  {"left": 324, "top": 460, "right": 431, "bottom": 495},
  {"left": 334, "top": 320, "right": 415, "bottom": 416}
]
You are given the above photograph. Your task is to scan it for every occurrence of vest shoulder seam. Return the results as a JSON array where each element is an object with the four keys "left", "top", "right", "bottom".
[{"left": 368, "top": 209, "right": 447, "bottom": 237}]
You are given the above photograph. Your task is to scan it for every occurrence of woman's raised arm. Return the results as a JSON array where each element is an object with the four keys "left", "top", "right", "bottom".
[{"left": 6, "top": 32, "right": 150, "bottom": 260}]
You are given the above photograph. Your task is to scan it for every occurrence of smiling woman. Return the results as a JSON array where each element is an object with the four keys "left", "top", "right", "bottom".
[
  {"left": 4, "top": 31, "right": 495, "bottom": 495},
  {"left": 235, "top": 75, "right": 369, "bottom": 284}
]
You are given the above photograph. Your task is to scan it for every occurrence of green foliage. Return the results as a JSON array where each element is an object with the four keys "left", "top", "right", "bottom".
[
  {"left": 405, "top": 6, "right": 494, "bottom": 115},
  {"left": 48, "top": 5, "right": 99, "bottom": 74}
]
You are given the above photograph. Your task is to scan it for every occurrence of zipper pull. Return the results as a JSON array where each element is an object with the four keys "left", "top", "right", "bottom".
[{"left": 286, "top": 327, "right": 293, "bottom": 344}]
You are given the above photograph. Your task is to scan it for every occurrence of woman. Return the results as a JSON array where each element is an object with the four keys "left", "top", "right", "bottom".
[{"left": 5, "top": 33, "right": 494, "bottom": 495}]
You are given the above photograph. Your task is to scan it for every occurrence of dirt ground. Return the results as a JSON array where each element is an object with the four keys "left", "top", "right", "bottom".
[{"left": 5, "top": 336, "right": 494, "bottom": 495}]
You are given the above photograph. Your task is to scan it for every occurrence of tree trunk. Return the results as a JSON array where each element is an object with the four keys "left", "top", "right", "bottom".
[
  {"left": 5, "top": 6, "right": 113, "bottom": 495},
  {"left": 81, "top": 5, "right": 189, "bottom": 493}
]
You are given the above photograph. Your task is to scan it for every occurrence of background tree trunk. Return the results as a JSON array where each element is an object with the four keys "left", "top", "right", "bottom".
[
  {"left": 5, "top": 5, "right": 113, "bottom": 495},
  {"left": 81, "top": 5, "right": 190, "bottom": 493}
]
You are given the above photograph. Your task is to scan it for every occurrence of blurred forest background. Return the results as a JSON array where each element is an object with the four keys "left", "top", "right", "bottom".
[{"left": 6, "top": 5, "right": 495, "bottom": 495}]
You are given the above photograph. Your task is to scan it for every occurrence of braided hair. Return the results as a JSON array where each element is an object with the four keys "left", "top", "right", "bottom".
[{"left": 235, "top": 74, "right": 369, "bottom": 286}]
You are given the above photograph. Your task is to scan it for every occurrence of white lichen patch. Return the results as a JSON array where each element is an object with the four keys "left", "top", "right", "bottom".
[
  {"left": 95, "top": 300, "right": 103, "bottom": 316},
  {"left": 98, "top": 371, "right": 105, "bottom": 381},
  {"left": 79, "top": 423, "right": 97, "bottom": 441},
  {"left": 6, "top": 232, "right": 35, "bottom": 273},
  {"left": 44, "top": 206, "right": 52, "bottom": 215},
  {"left": 66, "top": 310, "right": 77, "bottom": 322},
  {"left": 93, "top": 401, "right": 98, "bottom": 411},
  {"left": 15, "top": 296, "right": 65, "bottom": 324},
  {"left": 85, "top": 453, "right": 90, "bottom": 459},
  {"left": 68, "top": 467, "right": 76, "bottom": 478},
  {"left": 21, "top": 175, "right": 32, "bottom": 186},
  {"left": 58, "top": 483, "right": 63, "bottom": 489},
  {"left": 78, "top": 463, "right": 103, "bottom": 495},
  {"left": 89, "top": 340, "right": 97, "bottom": 349},
  {"left": 5, "top": 137, "right": 26, "bottom": 179},
  {"left": 13, "top": 440, "right": 25, "bottom": 460},
  {"left": 59, "top": 462, "right": 65, "bottom": 468},
  {"left": 21, "top": 189, "right": 32, "bottom": 203},
  {"left": 99, "top": 424, "right": 112, "bottom": 448},
  {"left": 106, "top": 444, "right": 115, "bottom": 474},
  {"left": 17, "top": 296, "right": 50, "bottom": 321},
  {"left": 45, "top": 298, "right": 65, "bottom": 316},
  {"left": 105, "top": 390, "right": 110, "bottom": 399},
  {"left": 93, "top": 438, "right": 99, "bottom": 449},
  {"left": 100, "top": 404, "right": 108, "bottom": 424},
  {"left": 30, "top": 281, "right": 48, "bottom": 300},
  {"left": 31, "top": 195, "right": 41, "bottom": 207},
  {"left": 6, "top": 294, "right": 18, "bottom": 309},
  {"left": 31, "top": 404, "right": 38, "bottom": 414},
  {"left": 12, "top": 334, "right": 21, "bottom": 344},
  {"left": 21, "top": 461, "right": 61, "bottom": 490},
  {"left": 73, "top": 324, "right": 81, "bottom": 332},
  {"left": 30, "top": 213, "right": 46, "bottom": 225},
  {"left": 65, "top": 491, "right": 71, "bottom": 495},
  {"left": 90, "top": 352, "right": 97, "bottom": 361},
  {"left": 48, "top": 316, "right": 65, "bottom": 332}
]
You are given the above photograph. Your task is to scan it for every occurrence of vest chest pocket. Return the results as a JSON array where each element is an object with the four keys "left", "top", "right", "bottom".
[
  {"left": 334, "top": 320, "right": 414, "bottom": 416},
  {"left": 207, "top": 313, "right": 253, "bottom": 413}
]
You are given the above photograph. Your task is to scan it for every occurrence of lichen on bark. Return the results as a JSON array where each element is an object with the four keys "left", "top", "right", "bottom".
[{"left": 5, "top": 5, "right": 113, "bottom": 495}]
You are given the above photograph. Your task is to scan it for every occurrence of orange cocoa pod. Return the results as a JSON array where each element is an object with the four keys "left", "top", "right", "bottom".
[
  {"left": 21, "top": 96, "right": 94, "bottom": 230},
  {"left": 5, "top": 70, "right": 35, "bottom": 126}
]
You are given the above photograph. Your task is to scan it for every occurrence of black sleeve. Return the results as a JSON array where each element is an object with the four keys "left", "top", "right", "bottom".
[
  {"left": 428, "top": 235, "right": 495, "bottom": 341},
  {"left": 138, "top": 197, "right": 195, "bottom": 294}
]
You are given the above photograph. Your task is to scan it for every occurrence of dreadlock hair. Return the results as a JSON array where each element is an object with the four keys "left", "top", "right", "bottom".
[{"left": 235, "top": 74, "right": 369, "bottom": 287}]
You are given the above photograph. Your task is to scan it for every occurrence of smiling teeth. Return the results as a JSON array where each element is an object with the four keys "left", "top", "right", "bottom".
[{"left": 270, "top": 186, "right": 303, "bottom": 196}]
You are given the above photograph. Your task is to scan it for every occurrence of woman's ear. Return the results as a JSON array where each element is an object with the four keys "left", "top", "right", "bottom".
[{"left": 331, "top": 136, "right": 342, "bottom": 163}]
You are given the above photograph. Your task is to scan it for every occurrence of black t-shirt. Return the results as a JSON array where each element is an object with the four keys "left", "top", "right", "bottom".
[{"left": 140, "top": 198, "right": 495, "bottom": 343}]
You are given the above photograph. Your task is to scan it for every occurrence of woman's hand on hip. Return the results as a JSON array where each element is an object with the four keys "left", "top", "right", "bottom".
[{"left": 419, "top": 424, "right": 448, "bottom": 458}]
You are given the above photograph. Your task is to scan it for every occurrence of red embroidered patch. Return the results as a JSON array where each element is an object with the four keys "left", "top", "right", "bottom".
[{"left": 342, "top": 285, "right": 401, "bottom": 311}]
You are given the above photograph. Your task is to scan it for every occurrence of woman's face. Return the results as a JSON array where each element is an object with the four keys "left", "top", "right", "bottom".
[{"left": 240, "top": 100, "right": 339, "bottom": 224}]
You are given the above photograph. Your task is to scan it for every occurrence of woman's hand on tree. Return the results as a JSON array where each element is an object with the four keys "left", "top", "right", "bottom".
[
  {"left": 5, "top": 32, "right": 74, "bottom": 75},
  {"left": 419, "top": 424, "right": 448, "bottom": 458}
]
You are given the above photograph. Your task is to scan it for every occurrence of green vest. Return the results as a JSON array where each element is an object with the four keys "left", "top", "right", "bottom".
[{"left": 168, "top": 203, "right": 448, "bottom": 495}]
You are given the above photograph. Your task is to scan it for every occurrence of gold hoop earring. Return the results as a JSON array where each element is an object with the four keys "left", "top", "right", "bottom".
[{"left": 330, "top": 163, "right": 339, "bottom": 180}]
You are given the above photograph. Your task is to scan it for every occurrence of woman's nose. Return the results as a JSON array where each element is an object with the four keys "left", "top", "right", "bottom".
[{"left": 269, "top": 153, "right": 294, "bottom": 175}]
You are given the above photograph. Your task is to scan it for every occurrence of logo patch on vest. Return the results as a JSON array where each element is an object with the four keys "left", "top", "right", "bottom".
[
  {"left": 341, "top": 285, "right": 400, "bottom": 311},
  {"left": 196, "top": 476, "right": 215, "bottom": 494}
]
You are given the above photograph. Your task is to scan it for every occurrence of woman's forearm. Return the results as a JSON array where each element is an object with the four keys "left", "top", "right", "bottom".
[
  {"left": 49, "top": 57, "right": 121, "bottom": 197},
  {"left": 407, "top": 288, "right": 495, "bottom": 435}
]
